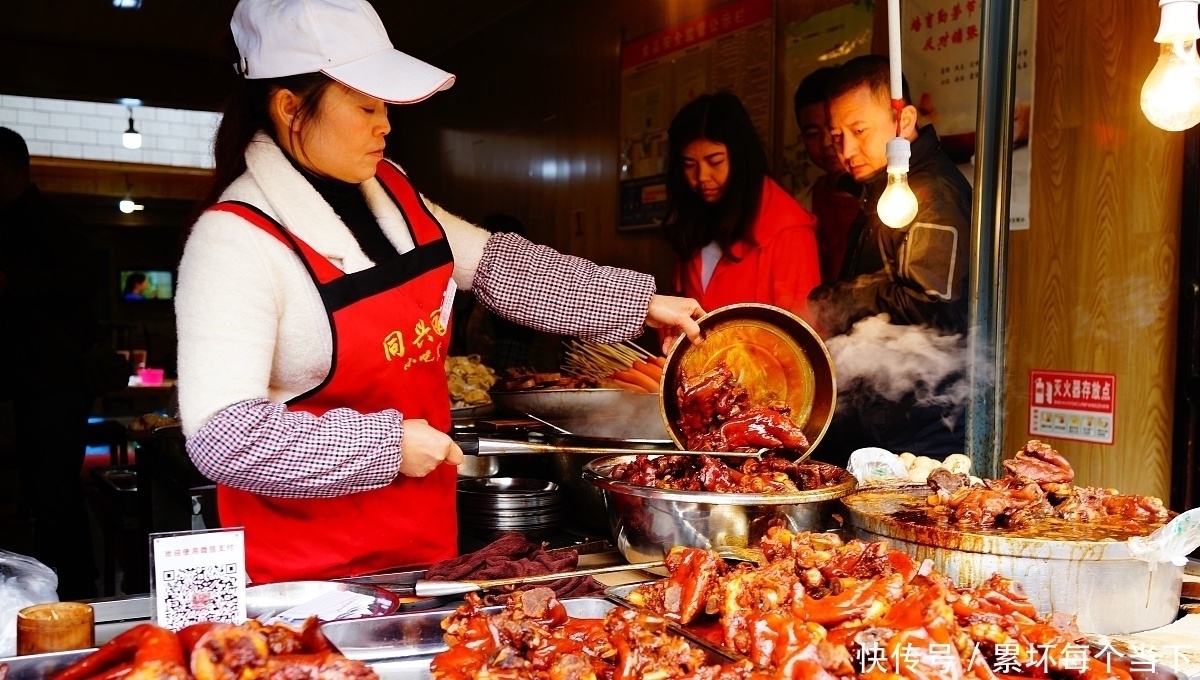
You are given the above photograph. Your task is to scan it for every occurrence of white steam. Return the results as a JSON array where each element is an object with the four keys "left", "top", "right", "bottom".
[{"left": 825, "top": 315, "right": 986, "bottom": 425}]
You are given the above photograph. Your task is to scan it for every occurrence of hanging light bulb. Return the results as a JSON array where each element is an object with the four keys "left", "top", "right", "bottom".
[
  {"left": 122, "top": 106, "right": 142, "bottom": 149},
  {"left": 1142, "top": 0, "right": 1200, "bottom": 131},
  {"left": 878, "top": 0, "right": 919, "bottom": 228},
  {"left": 878, "top": 137, "right": 919, "bottom": 228},
  {"left": 118, "top": 199, "right": 144, "bottom": 213}
]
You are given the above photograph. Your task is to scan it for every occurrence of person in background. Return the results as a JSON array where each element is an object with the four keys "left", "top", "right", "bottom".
[
  {"left": 808, "top": 55, "right": 973, "bottom": 462},
  {"left": 122, "top": 272, "right": 148, "bottom": 300},
  {"left": 662, "top": 91, "right": 821, "bottom": 323},
  {"left": 177, "top": 0, "right": 704, "bottom": 583},
  {"left": 449, "top": 213, "right": 538, "bottom": 371},
  {"left": 792, "top": 67, "right": 860, "bottom": 284},
  {"left": 0, "top": 126, "right": 98, "bottom": 600}
]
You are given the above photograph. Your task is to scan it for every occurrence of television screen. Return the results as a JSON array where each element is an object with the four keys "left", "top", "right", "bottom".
[{"left": 120, "top": 270, "right": 173, "bottom": 301}]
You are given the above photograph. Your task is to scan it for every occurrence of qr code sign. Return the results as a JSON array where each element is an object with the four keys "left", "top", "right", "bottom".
[{"left": 160, "top": 563, "right": 240, "bottom": 628}]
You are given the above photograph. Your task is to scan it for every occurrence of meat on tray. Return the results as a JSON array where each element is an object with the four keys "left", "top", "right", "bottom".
[
  {"left": 625, "top": 527, "right": 1134, "bottom": 679},
  {"left": 608, "top": 453, "right": 846, "bottom": 493},
  {"left": 926, "top": 439, "right": 1168, "bottom": 529},
  {"left": 677, "top": 365, "right": 810, "bottom": 454},
  {"left": 430, "top": 587, "right": 759, "bottom": 680}
]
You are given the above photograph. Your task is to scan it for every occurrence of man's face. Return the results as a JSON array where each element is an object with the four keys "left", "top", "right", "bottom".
[
  {"left": 827, "top": 84, "right": 895, "bottom": 182},
  {"left": 797, "top": 102, "right": 844, "bottom": 177}
]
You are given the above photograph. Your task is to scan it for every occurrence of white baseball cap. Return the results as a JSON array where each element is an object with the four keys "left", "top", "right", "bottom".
[{"left": 230, "top": 0, "right": 455, "bottom": 104}]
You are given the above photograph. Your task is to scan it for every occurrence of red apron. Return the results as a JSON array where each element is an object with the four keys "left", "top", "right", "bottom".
[{"left": 206, "top": 161, "right": 458, "bottom": 583}]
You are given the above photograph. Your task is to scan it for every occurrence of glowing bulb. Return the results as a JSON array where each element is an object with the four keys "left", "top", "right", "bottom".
[
  {"left": 878, "top": 172, "right": 919, "bottom": 228},
  {"left": 122, "top": 130, "right": 142, "bottom": 149},
  {"left": 119, "top": 199, "right": 144, "bottom": 213},
  {"left": 1141, "top": 39, "right": 1200, "bottom": 131},
  {"left": 877, "top": 137, "right": 918, "bottom": 229}
]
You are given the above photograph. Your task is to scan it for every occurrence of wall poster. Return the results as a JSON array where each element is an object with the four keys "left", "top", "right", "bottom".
[
  {"left": 781, "top": 3, "right": 875, "bottom": 208},
  {"left": 1029, "top": 370, "right": 1116, "bottom": 445},
  {"left": 618, "top": 0, "right": 774, "bottom": 231},
  {"left": 902, "top": 0, "right": 1038, "bottom": 231}
]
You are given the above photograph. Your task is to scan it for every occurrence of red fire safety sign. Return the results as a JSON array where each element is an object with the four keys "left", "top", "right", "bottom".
[{"left": 1028, "top": 370, "right": 1115, "bottom": 445}]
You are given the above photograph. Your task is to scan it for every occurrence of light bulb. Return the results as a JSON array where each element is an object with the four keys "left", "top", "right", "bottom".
[
  {"left": 122, "top": 130, "right": 142, "bottom": 149},
  {"left": 119, "top": 199, "right": 144, "bottom": 213},
  {"left": 1141, "top": 39, "right": 1200, "bottom": 131},
  {"left": 877, "top": 136, "right": 919, "bottom": 228},
  {"left": 878, "top": 172, "right": 919, "bottom": 228}
]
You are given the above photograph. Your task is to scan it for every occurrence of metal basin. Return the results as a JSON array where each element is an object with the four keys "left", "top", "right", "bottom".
[
  {"left": 491, "top": 389, "right": 668, "bottom": 439},
  {"left": 583, "top": 454, "right": 856, "bottom": 563},
  {"left": 842, "top": 488, "right": 1183, "bottom": 634},
  {"left": 660, "top": 303, "right": 837, "bottom": 459}
]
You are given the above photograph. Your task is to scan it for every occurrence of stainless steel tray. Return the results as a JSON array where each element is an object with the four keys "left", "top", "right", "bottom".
[
  {"left": 0, "top": 649, "right": 97, "bottom": 680},
  {"left": 321, "top": 597, "right": 621, "bottom": 680}
]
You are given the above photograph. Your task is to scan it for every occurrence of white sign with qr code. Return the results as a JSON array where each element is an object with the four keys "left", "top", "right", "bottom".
[{"left": 151, "top": 528, "right": 246, "bottom": 630}]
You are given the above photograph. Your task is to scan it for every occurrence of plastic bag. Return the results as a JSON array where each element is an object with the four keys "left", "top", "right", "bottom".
[
  {"left": 1127, "top": 507, "right": 1200, "bottom": 571},
  {"left": 0, "top": 550, "right": 59, "bottom": 657},
  {"left": 846, "top": 448, "right": 909, "bottom": 485}
]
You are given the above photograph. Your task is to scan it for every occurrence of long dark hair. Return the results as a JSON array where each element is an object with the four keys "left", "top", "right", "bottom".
[
  {"left": 661, "top": 91, "right": 769, "bottom": 259},
  {"left": 192, "top": 72, "right": 336, "bottom": 226}
]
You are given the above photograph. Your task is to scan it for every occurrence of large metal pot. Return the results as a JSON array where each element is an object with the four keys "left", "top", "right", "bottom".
[
  {"left": 843, "top": 489, "right": 1183, "bottom": 634},
  {"left": 491, "top": 389, "right": 669, "bottom": 439},
  {"left": 535, "top": 433, "right": 675, "bottom": 532},
  {"left": 583, "top": 454, "right": 856, "bottom": 563}
]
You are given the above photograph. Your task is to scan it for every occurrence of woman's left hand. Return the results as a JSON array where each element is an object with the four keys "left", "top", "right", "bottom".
[{"left": 646, "top": 294, "right": 705, "bottom": 354}]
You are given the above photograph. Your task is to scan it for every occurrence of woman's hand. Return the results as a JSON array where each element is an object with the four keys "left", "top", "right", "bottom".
[
  {"left": 645, "top": 294, "right": 705, "bottom": 354},
  {"left": 398, "top": 419, "right": 464, "bottom": 477}
]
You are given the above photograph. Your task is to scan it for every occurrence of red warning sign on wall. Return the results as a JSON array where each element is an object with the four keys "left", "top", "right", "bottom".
[{"left": 1028, "top": 370, "right": 1116, "bottom": 444}]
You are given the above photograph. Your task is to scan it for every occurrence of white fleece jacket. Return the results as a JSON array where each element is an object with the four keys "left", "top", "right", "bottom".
[{"left": 176, "top": 134, "right": 490, "bottom": 437}]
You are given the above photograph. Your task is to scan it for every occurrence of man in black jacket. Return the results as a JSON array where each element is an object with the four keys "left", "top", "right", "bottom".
[
  {"left": 808, "top": 55, "right": 973, "bottom": 462},
  {"left": 0, "top": 126, "right": 98, "bottom": 599}
]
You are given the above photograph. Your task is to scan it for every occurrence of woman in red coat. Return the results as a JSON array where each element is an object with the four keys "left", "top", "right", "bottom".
[{"left": 663, "top": 92, "right": 822, "bottom": 323}]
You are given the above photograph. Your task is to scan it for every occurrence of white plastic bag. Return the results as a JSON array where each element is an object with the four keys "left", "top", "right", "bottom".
[
  {"left": 1127, "top": 507, "right": 1200, "bottom": 570},
  {"left": 0, "top": 550, "right": 59, "bottom": 657},
  {"left": 846, "top": 447, "right": 909, "bottom": 485}
]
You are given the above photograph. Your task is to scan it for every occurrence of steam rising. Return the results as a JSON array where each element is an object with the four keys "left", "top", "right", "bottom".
[{"left": 826, "top": 315, "right": 986, "bottom": 426}]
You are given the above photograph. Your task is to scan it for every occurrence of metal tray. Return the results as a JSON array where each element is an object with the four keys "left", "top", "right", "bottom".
[
  {"left": 0, "top": 649, "right": 97, "bottom": 680},
  {"left": 600, "top": 580, "right": 1189, "bottom": 680},
  {"left": 246, "top": 581, "right": 402, "bottom": 621},
  {"left": 322, "top": 598, "right": 613, "bottom": 680}
]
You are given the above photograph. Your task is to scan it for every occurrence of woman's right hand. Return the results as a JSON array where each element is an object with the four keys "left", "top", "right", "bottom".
[{"left": 398, "top": 419, "right": 464, "bottom": 477}]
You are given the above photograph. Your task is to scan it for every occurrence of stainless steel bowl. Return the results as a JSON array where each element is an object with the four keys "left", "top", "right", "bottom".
[{"left": 583, "top": 454, "right": 856, "bottom": 563}]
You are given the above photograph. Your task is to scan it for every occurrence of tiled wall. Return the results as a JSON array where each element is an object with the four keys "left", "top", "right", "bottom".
[{"left": 0, "top": 95, "right": 220, "bottom": 169}]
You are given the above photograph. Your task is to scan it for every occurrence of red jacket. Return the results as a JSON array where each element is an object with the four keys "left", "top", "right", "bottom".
[{"left": 676, "top": 178, "right": 821, "bottom": 323}]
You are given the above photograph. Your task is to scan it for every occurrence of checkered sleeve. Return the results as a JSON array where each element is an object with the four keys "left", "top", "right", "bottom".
[
  {"left": 185, "top": 398, "right": 403, "bottom": 499},
  {"left": 472, "top": 232, "right": 656, "bottom": 343}
]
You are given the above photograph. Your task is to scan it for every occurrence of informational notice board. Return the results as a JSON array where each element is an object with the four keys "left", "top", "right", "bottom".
[
  {"left": 618, "top": 0, "right": 773, "bottom": 230},
  {"left": 902, "top": 0, "right": 1038, "bottom": 230},
  {"left": 1028, "top": 370, "right": 1116, "bottom": 445}
]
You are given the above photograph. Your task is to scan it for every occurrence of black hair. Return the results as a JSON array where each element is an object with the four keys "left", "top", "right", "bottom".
[
  {"left": 793, "top": 66, "right": 839, "bottom": 121},
  {"left": 123, "top": 272, "right": 147, "bottom": 295},
  {"left": 193, "top": 71, "right": 337, "bottom": 224},
  {"left": 0, "top": 126, "right": 30, "bottom": 173},
  {"left": 481, "top": 212, "right": 527, "bottom": 237},
  {"left": 825, "top": 54, "right": 912, "bottom": 106},
  {"left": 661, "top": 91, "right": 769, "bottom": 259}
]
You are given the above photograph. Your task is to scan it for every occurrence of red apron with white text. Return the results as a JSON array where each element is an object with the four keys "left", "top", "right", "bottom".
[{"left": 207, "top": 161, "right": 457, "bottom": 583}]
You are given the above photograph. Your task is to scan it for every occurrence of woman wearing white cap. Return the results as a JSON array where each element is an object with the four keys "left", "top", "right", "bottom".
[{"left": 176, "top": 0, "right": 704, "bottom": 583}]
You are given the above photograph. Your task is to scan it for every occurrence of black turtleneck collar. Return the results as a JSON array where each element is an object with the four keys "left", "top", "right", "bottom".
[{"left": 283, "top": 151, "right": 400, "bottom": 265}]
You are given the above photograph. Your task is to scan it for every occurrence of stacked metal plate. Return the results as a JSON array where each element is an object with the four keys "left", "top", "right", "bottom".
[{"left": 456, "top": 477, "right": 565, "bottom": 538}]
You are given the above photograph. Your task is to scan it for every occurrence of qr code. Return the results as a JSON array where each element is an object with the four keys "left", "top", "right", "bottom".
[{"left": 160, "top": 563, "right": 240, "bottom": 628}]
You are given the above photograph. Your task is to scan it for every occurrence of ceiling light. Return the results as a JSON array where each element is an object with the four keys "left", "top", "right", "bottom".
[
  {"left": 113, "top": 0, "right": 142, "bottom": 8},
  {"left": 122, "top": 106, "right": 142, "bottom": 149},
  {"left": 879, "top": 0, "right": 919, "bottom": 229},
  {"left": 1141, "top": 0, "right": 1200, "bottom": 131},
  {"left": 118, "top": 98, "right": 143, "bottom": 107},
  {"left": 119, "top": 199, "right": 144, "bottom": 214}
]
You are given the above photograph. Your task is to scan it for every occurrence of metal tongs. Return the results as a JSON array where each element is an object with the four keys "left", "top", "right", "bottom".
[
  {"left": 413, "top": 561, "right": 666, "bottom": 597},
  {"left": 454, "top": 432, "right": 764, "bottom": 458}
]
